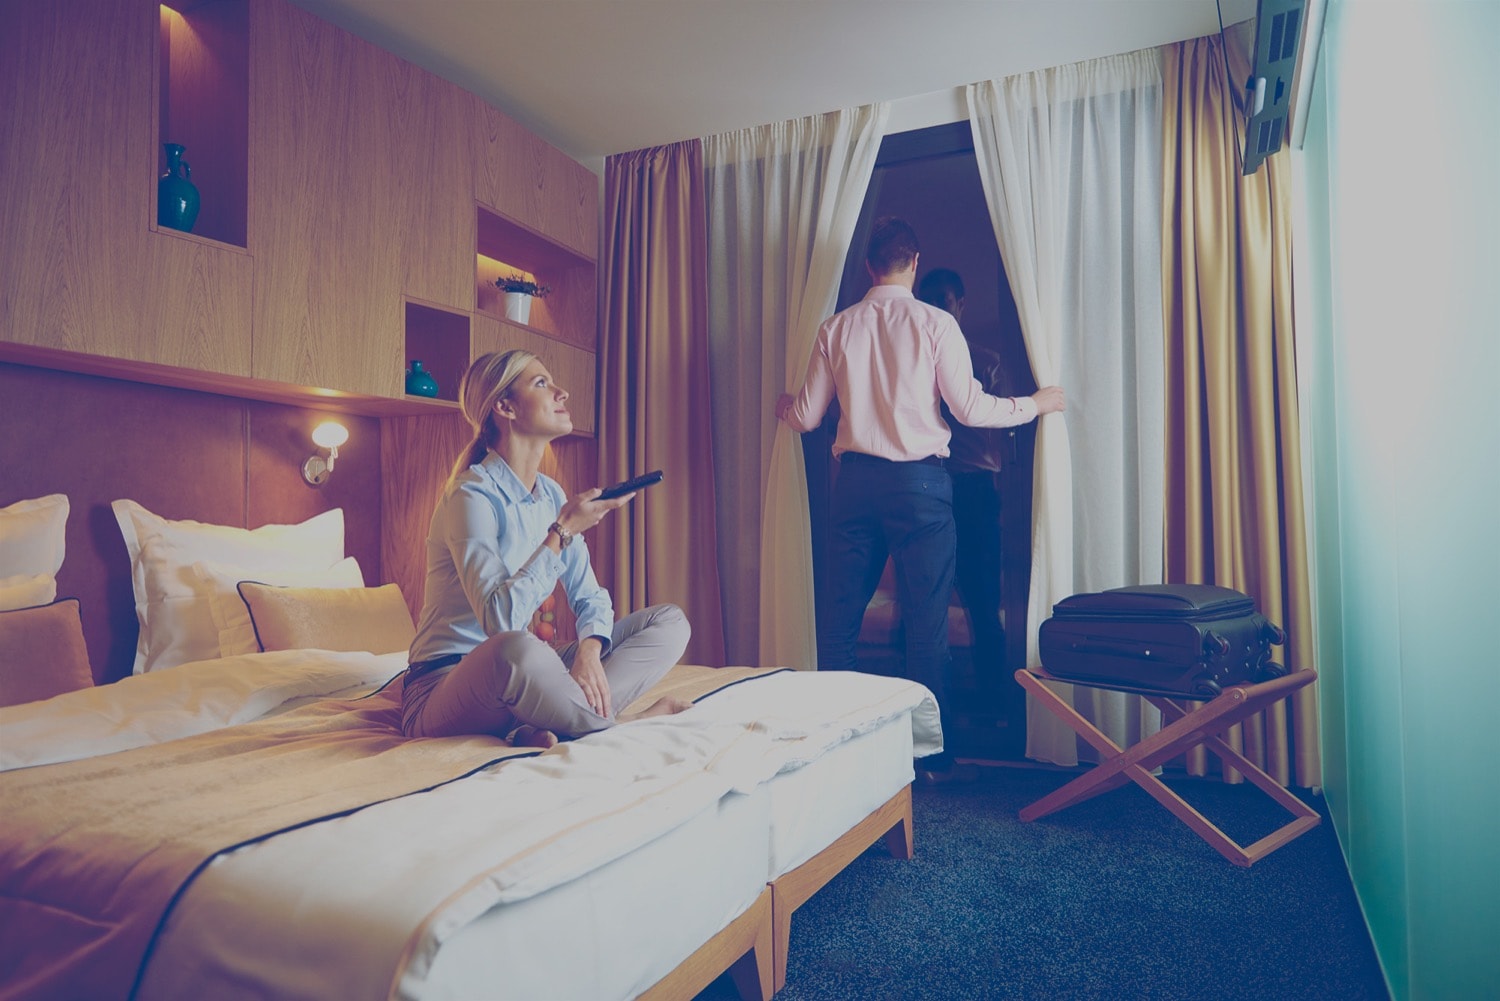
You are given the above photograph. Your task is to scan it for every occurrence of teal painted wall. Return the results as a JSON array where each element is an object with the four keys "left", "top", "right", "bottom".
[{"left": 1294, "top": 3, "right": 1499, "bottom": 999}]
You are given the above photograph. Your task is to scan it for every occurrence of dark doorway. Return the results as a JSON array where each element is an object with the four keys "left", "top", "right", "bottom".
[{"left": 800, "top": 122, "right": 1039, "bottom": 760}]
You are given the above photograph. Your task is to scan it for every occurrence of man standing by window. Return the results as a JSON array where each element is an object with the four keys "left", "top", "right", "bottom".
[{"left": 777, "top": 217, "right": 1064, "bottom": 780}]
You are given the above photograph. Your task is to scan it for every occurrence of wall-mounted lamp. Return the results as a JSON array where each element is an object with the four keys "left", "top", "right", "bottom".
[{"left": 302, "top": 421, "right": 349, "bottom": 486}]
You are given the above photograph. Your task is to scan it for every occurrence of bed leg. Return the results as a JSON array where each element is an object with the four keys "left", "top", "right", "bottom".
[
  {"left": 772, "top": 895, "right": 793, "bottom": 995},
  {"left": 770, "top": 784, "right": 916, "bottom": 991},
  {"left": 728, "top": 897, "right": 775, "bottom": 1001},
  {"left": 882, "top": 785, "right": 914, "bottom": 860},
  {"left": 637, "top": 887, "right": 773, "bottom": 1001}
]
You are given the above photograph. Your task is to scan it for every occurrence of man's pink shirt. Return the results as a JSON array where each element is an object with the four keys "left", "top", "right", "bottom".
[{"left": 784, "top": 284, "right": 1037, "bottom": 461}]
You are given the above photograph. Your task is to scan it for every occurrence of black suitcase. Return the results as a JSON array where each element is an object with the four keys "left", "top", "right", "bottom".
[{"left": 1038, "top": 584, "right": 1286, "bottom": 699}]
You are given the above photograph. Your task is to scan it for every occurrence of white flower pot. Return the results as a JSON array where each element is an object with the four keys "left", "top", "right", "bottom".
[{"left": 502, "top": 292, "right": 533, "bottom": 324}]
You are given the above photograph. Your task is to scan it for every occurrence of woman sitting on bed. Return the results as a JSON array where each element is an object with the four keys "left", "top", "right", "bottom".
[{"left": 402, "top": 349, "right": 692, "bottom": 748}]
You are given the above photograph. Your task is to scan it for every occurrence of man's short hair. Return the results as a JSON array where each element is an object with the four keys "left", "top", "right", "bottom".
[{"left": 866, "top": 217, "right": 919, "bottom": 276}]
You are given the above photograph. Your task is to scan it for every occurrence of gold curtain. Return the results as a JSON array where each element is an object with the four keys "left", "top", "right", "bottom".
[
  {"left": 600, "top": 142, "right": 726, "bottom": 666},
  {"left": 1161, "top": 34, "right": 1319, "bottom": 789}
]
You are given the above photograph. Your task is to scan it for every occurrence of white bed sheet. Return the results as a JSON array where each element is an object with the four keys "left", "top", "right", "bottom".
[
  {"left": 0, "top": 648, "right": 405, "bottom": 771},
  {"left": 2, "top": 656, "right": 940, "bottom": 1001},
  {"left": 420, "top": 781, "right": 772, "bottom": 1001},
  {"left": 766, "top": 709, "right": 915, "bottom": 878},
  {"left": 399, "top": 708, "right": 917, "bottom": 1001}
]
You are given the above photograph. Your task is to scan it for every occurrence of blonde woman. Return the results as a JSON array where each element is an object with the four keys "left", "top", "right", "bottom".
[{"left": 402, "top": 350, "right": 691, "bottom": 747}]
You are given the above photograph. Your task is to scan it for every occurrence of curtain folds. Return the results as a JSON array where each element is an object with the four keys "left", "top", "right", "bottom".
[
  {"left": 600, "top": 141, "right": 726, "bottom": 666},
  {"left": 703, "top": 104, "right": 888, "bottom": 669},
  {"left": 1161, "top": 33, "right": 1319, "bottom": 788},
  {"left": 967, "top": 48, "right": 1167, "bottom": 765},
  {"left": 599, "top": 33, "right": 1317, "bottom": 789}
]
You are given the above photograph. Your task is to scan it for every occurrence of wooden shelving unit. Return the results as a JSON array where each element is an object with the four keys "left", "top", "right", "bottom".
[
  {"left": 0, "top": 342, "right": 458, "bottom": 419},
  {"left": 3, "top": 0, "right": 599, "bottom": 426}
]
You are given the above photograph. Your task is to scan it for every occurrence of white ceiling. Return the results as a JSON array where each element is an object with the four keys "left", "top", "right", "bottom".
[{"left": 286, "top": 0, "right": 1256, "bottom": 167}]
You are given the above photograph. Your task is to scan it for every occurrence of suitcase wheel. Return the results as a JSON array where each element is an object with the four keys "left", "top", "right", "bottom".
[
  {"left": 1191, "top": 676, "right": 1223, "bottom": 699},
  {"left": 1261, "top": 661, "right": 1288, "bottom": 679},
  {"left": 1263, "top": 622, "right": 1287, "bottom": 646},
  {"left": 1204, "top": 632, "right": 1232, "bottom": 657}
]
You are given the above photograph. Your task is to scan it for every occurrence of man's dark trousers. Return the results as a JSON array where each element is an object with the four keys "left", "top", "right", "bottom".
[{"left": 816, "top": 452, "right": 956, "bottom": 746}]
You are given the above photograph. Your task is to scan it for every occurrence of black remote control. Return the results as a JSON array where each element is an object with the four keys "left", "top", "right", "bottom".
[{"left": 596, "top": 469, "right": 664, "bottom": 500}]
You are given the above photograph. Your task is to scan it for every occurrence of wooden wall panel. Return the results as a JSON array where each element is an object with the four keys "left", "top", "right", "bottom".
[
  {"left": 250, "top": 1, "right": 398, "bottom": 396},
  {"left": 3, "top": 0, "right": 597, "bottom": 412},
  {"left": 0, "top": 0, "right": 149, "bottom": 357},
  {"left": 0, "top": 363, "right": 382, "bottom": 685},
  {"left": 379, "top": 412, "right": 469, "bottom": 621},
  {"left": 377, "top": 60, "right": 475, "bottom": 312},
  {"left": 471, "top": 99, "right": 598, "bottom": 262},
  {"left": 250, "top": 1, "right": 473, "bottom": 398},
  {"left": 0, "top": 0, "right": 252, "bottom": 375},
  {"left": 244, "top": 401, "right": 384, "bottom": 589},
  {"left": 145, "top": 236, "right": 255, "bottom": 374}
]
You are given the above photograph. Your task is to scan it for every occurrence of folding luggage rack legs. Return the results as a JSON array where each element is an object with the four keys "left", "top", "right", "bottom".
[{"left": 1015, "top": 667, "right": 1320, "bottom": 867}]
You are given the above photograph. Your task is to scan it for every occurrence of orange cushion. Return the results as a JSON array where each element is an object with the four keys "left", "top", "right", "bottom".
[
  {"left": 238, "top": 582, "right": 414, "bottom": 655},
  {"left": 0, "top": 598, "right": 95, "bottom": 707}
]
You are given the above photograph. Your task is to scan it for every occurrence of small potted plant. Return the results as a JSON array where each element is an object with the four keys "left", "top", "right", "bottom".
[{"left": 496, "top": 273, "right": 551, "bottom": 324}]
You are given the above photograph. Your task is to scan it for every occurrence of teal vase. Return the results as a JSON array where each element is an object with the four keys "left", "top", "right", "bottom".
[
  {"left": 405, "top": 360, "right": 439, "bottom": 397},
  {"left": 157, "top": 143, "right": 200, "bottom": 233}
]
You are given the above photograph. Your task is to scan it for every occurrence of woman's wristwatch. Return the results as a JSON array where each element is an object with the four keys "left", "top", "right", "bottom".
[{"left": 547, "top": 521, "right": 574, "bottom": 548}]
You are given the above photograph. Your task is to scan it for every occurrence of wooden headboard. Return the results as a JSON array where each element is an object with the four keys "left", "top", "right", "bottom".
[{"left": 0, "top": 363, "right": 383, "bottom": 685}]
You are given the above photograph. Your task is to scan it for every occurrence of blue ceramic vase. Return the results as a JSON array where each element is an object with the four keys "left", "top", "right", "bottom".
[
  {"left": 157, "top": 143, "right": 200, "bottom": 233},
  {"left": 405, "top": 360, "right": 439, "bottom": 397}
]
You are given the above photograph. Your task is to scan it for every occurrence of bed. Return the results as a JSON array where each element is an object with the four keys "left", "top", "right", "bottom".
[{"left": 0, "top": 492, "right": 943, "bottom": 1001}]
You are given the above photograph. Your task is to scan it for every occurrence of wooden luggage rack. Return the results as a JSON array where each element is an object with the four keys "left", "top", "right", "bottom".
[{"left": 1015, "top": 666, "right": 1320, "bottom": 867}]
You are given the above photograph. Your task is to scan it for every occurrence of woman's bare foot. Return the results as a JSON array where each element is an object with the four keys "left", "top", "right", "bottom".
[
  {"left": 510, "top": 724, "right": 559, "bottom": 749},
  {"left": 619, "top": 696, "right": 694, "bottom": 722}
]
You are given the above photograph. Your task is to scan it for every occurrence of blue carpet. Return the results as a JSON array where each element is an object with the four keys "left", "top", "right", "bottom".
[{"left": 697, "top": 766, "right": 1388, "bottom": 1000}]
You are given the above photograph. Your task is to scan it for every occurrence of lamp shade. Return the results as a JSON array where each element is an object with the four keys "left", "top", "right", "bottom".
[{"left": 311, "top": 421, "right": 349, "bottom": 450}]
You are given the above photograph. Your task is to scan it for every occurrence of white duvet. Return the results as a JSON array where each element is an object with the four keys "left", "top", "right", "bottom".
[
  {"left": 0, "top": 649, "right": 406, "bottom": 771},
  {"left": 0, "top": 652, "right": 940, "bottom": 1001}
]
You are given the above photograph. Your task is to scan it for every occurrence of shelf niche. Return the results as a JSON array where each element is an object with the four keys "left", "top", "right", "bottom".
[
  {"left": 403, "top": 301, "right": 469, "bottom": 406},
  {"left": 158, "top": 0, "right": 249, "bottom": 248},
  {"left": 475, "top": 206, "right": 597, "bottom": 355}
]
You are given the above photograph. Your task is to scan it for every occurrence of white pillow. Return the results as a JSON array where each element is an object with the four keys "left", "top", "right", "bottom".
[
  {"left": 0, "top": 494, "right": 68, "bottom": 611},
  {"left": 112, "top": 500, "right": 346, "bottom": 673},
  {"left": 198, "top": 556, "right": 365, "bottom": 658},
  {"left": 0, "top": 574, "right": 57, "bottom": 613}
]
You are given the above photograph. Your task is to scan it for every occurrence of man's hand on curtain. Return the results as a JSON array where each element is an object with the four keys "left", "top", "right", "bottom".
[
  {"left": 775, "top": 392, "right": 794, "bottom": 422},
  {"left": 1033, "top": 385, "right": 1066, "bottom": 415}
]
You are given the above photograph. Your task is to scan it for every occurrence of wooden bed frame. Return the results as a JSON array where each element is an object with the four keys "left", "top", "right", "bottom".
[{"left": 641, "top": 786, "right": 915, "bottom": 1000}]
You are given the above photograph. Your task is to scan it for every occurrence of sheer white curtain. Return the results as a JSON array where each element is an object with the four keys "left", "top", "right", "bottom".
[
  {"left": 968, "top": 48, "right": 1166, "bottom": 764},
  {"left": 703, "top": 104, "right": 888, "bottom": 669}
]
